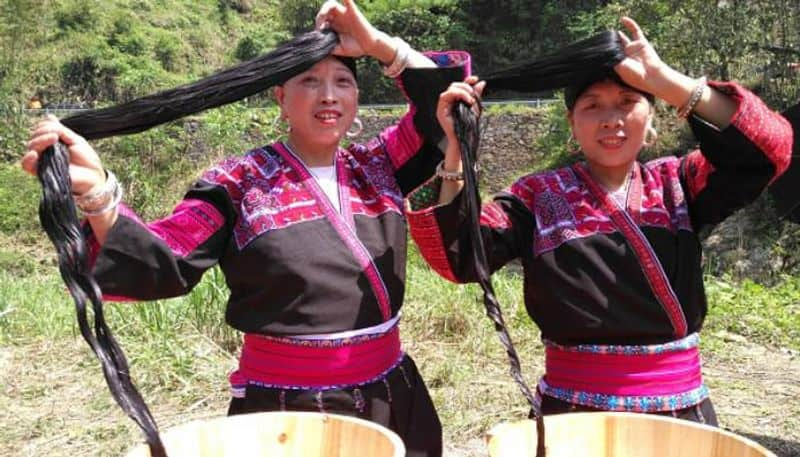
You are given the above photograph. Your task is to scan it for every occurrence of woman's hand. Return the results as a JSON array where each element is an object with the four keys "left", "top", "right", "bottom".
[
  {"left": 315, "top": 0, "right": 382, "bottom": 59},
  {"left": 614, "top": 16, "right": 736, "bottom": 127},
  {"left": 21, "top": 114, "right": 106, "bottom": 196},
  {"left": 437, "top": 76, "right": 486, "bottom": 151},
  {"left": 613, "top": 17, "right": 670, "bottom": 96},
  {"left": 434, "top": 76, "right": 485, "bottom": 205}
]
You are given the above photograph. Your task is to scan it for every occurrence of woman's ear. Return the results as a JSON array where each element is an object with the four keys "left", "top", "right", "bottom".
[
  {"left": 274, "top": 86, "right": 285, "bottom": 107},
  {"left": 567, "top": 110, "right": 576, "bottom": 131}
]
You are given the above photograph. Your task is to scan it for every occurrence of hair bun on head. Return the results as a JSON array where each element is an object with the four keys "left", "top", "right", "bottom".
[
  {"left": 333, "top": 55, "right": 358, "bottom": 80},
  {"left": 482, "top": 30, "right": 627, "bottom": 99},
  {"left": 564, "top": 68, "right": 656, "bottom": 110}
]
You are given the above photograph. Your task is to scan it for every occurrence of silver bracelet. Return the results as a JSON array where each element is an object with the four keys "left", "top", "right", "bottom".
[
  {"left": 435, "top": 161, "right": 464, "bottom": 181},
  {"left": 382, "top": 37, "right": 411, "bottom": 78},
  {"left": 677, "top": 76, "right": 708, "bottom": 119},
  {"left": 74, "top": 170, "right": 123, "bottom": 216}
]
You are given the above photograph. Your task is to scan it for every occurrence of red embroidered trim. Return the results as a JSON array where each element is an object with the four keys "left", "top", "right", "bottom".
[
  {"left": 148, "top": 199, "right": 225, "bottom": 257},
  {"left": 573, "top": 164, "right": 688, "bottom": 338},
  {"left": 626, "top": 164, "right": 643, "bottom": 224},
  {"left": 407, "top": 208, "right": 458, "bottom": 283},
  {"left": 479, "top": 202, "right": 512, "bottom": 229},
  {"left": 709, "top": 81, "right": 792, "bottom": 183},
  {"left": 682, "top": 150, "right": 715, "bottom": 200},
  {"left": 373, "top": 108, "right": 423, "bottom": 170},
  {"left": 345, "top": 145, "right": 404, "bottom": 220}
]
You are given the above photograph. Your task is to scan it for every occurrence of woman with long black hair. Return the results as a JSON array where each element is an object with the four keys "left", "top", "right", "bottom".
[
  {"left": 21, "top": 1, "right": 473, "bottom": 455},
  {"left": 407, "top": 16, "right": 791, "bottom": 425}
]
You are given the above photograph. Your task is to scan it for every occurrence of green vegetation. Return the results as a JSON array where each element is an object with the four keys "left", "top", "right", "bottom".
[
  {"left": 1, "top": 1, "right": 800, "bottom": 455},
  {"left": 1, "top": 247, "right": 799, "bottom": 455}
]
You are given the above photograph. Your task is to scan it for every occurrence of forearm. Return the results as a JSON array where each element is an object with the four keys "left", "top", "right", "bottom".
[
  {"left": 438, "top": 138, "right": 464, "bottom": 205},
  {"left": 649, "top": 66, "right": 737, "bottom": 129},
  {"left": 367, "top": 30, "right": 436, "bottom": 70},
  {"left": 86, "top": 208, "right": 119, "bottom": 245}
]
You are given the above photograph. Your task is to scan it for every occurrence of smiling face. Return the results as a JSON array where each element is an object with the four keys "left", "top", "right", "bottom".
[
  {"left": 568, "top": 78, "right": 653, "bottom": 174},
  {"left": 275, "top": 57, "right": 358, "bottom": 157}
]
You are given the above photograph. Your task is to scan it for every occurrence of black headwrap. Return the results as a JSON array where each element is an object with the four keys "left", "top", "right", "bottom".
[
  {"left": 564, "top": 69, "right": 656, "bottom": 110},
  {"left": 333, "top": 55, "right": 358, "bottom": 80},
  {"left": 482, "top": 31, "right": 627, "bottom": 97}
]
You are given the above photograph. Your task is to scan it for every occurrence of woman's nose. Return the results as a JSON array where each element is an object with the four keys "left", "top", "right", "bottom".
[
  {"left": 320, "top": 82, "right": 337, "bottom": 104},
  {"left": 600, "top": 112, "right": 624, "bottom": 129}
]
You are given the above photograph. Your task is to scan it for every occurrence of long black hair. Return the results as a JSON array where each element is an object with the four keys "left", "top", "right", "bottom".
[
  {"left": 37, "top": 28, "right": 342, "bottom": 456},
  {"left": 450, "top": 30, "right": 626, "bottom": 457}
]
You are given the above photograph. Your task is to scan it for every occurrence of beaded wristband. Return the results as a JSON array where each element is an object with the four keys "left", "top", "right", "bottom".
[
  {"left": 677, "top": 76, "right": 708, "bottom": 119},
  {"left": 435, "top": 161, "right": 464, "bottom": 181},
  {"left": 382, "top": 37, "right": 411, "bottom": 78}
]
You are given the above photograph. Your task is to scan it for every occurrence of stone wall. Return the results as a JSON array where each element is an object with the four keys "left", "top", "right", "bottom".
[{"left": 360, "top": 109, "right": 549, "bottom": 193}]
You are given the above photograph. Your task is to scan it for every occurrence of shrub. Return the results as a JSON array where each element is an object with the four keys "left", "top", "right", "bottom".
[
  {"left": 0, "top": 164, "right": 41, "bottom": 235},
  {"left": 54, "top": 1, "right": 97, "bottom": 32}
]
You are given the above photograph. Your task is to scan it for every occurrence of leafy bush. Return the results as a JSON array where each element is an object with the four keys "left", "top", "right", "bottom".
[
  {"left": 0, "top": 106, "right": 29, "bottom": 162},
  {"left": 107, "top": 18, "right": 148, "bottom": 56},
  {"left": 54, "top": 1, "right": 97, "bottom": 33},
  {"left": 60, "top": 52, "right": 121, "bottom": 102},
  {"left": 153, "top": 31, "right": 183, "bottom": 72}
]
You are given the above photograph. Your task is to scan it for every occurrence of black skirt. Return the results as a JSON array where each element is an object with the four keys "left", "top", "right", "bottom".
[{"left": 227, "top": 354, "right": 442, "bottom": 457}]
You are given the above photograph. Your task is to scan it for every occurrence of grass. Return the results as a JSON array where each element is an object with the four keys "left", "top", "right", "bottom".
[{"left": 1, "top": 241, "right": 799, "bottom": 455}]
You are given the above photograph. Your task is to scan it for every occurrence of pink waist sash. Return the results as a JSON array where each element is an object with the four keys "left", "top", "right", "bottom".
[
  {"left": 544, "top": 339, "right": 702, "bottom": 397},
  {"left": 230, "top": 325, "right": 403, "bottom": 391}
]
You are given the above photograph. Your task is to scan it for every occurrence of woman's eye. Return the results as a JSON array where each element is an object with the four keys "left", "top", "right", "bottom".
[{"left": 302, "top": 77, "right": 319, "bottom": 85}]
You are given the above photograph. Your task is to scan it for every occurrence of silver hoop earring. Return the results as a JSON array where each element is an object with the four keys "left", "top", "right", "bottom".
[
  {"left": 346, "top": 117, "right": 363, "bottom": 138},
  {"left": 643, "top": 126, "right": 658, "bottom": 147}
]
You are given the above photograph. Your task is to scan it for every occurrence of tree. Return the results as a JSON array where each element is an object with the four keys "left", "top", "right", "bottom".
[{"left": 0, "top": 0, "right": 48, "bottom": 101}]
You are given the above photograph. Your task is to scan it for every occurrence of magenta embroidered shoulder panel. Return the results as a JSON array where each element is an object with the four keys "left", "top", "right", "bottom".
[
  {"left": 344, "top": 143, "right": 404, "bottom": 219},
  {"left": 508, "top": 158, "right": 692, "bottom": 256},
  {"left": 202, "top": 145, "right": 404, "bottom": 250}
]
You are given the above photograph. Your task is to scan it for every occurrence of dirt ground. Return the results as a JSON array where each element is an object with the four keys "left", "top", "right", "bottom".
[{"left": 2, "top": 336, "right": 798, "bottom": 456}]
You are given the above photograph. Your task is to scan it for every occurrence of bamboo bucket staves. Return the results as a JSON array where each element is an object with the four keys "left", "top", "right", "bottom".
[
  {"left": 125, "top": 411, "right": 404, "bottom": 457},
  {"left": 486, "top": 412, "right": 776, "bottom": 457}
]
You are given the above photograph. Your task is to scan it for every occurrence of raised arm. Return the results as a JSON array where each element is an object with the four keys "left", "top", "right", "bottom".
[
  {"left": 613, "top": 17, "right": 792, "bottom": 229},
  {"left": 315, "top": 0, "right": 437, "bottom": 70}
]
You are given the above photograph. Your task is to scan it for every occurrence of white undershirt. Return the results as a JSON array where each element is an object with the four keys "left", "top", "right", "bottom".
[{"left": 308, "top": 165, "right": 340, "bottom": 213}]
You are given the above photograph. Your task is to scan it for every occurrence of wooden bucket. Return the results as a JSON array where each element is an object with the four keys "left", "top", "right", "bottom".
[
  {"left": 486, "top": 412, "right": 776, "bottom": 457},
  {"left": 125, "top": 411, "right": 404, "bottom": 457}
]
